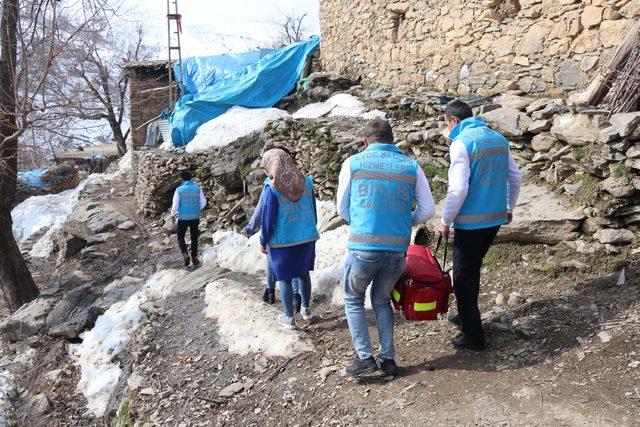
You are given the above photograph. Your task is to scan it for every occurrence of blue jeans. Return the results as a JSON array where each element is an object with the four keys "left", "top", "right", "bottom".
[
  {"left": 266, "top": 255, "right": 300, "bottom": 293},
  {"left": 279, "top": 272, "right": 311, "bottom": 318},
  {"left": 343, "top": 250, "right": 406, "bottom": 360}
]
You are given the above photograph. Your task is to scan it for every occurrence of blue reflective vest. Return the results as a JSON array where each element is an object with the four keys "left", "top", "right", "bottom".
[
  {"left": 451, "top": 117, "right": 509, "bottom": 230},
  {"left": 268, "top": 176, "right": 320, "bottom": 248},
  {"left": 348, "top": 143, "right": 417, "bottom": 252},
  {"left": 176, "top": 181, "right": 202, "bottom": 220}
]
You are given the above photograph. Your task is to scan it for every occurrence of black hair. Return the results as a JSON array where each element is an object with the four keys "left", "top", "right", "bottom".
[
  {"left": 179, "top": 170, "right": 192, "bottom": 181},
  {"left": 444, "top": 100, "right": 473, "bottom": 121},
  {"left": 363, "top": 118, "right": 394, "bottom": 144}
]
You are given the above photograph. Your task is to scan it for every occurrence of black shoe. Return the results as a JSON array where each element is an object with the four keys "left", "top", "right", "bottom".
[
  {"left": 293, "top": 293, "right": 302, "bottom": 314},
  {"left": 267, "top": 289, "right": 276, "bottom": 304},
  {"left": 346, "top": 356, "right": 378, "bottom": 376},
  {"left": 448, "top": 314, "right": 461, "bottom": 328},
  {"left": 451, "top": 334, "right": 485, "bottom": 351},
  {"left": 182, "top": 252, "right": 191, "bottom": 267},
  {"left": 378, "top": 358, "right": 399, "bottom": 376},
  {"left": 262, "top": 288, "right": 270, "bottom": 303},
  {"left": 192, "top": 256, "right": 200, "bottom": 267}
]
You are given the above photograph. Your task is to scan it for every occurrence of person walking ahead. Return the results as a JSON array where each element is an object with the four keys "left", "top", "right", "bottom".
[
  {"left": 439, "top": 100, "right": 521, "bottom": 351},
  {"left": 337, "top": 118, "right": 435, "bottom": 376},
  {"left": 171, "top": 170, "right": 207, "bottom": 267},
  {"left": 244, "top": 173, "right": 303, "bottom": 307},
  {"left": 259, "top": 148, "right": 319, "bottom": 330}
]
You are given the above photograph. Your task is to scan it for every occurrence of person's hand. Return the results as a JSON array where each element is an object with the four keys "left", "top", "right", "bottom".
[
  {"left": 258, "top": 244, "right": 267, "bottom": 254},
  {"left": 507, "top": 212, "right": 513, "bottom": 224},
  {"left": 438, "top": 222, "right": 450, "bottom": 239}
]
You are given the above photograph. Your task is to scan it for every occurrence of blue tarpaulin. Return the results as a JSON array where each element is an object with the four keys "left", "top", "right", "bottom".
[
  {"left": 176, "top": 49, "right": 272, "bottom": 95},
  {"left": 169, "top": 36, "right": 320, "bottom": 147},
  {"left": 17, "top": 169, "right": 46, "bottom": 187}
]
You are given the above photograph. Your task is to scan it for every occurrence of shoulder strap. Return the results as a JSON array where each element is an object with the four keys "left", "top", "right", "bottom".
[{"left": 435, "top": 235, "right": 449, "bottom": 273}]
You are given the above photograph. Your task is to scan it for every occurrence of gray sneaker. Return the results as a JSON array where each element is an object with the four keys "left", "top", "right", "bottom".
[
  {"left": 300, "top": 306, "right": 312, "bottom": 321},
  {"left": 276, "top": 314, "right": 296, "bottom": 330},
  {"left": 346, "top": 356, "right": 378, "bottom": 376}
]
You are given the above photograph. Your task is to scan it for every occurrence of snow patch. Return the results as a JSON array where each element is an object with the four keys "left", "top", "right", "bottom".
[
  {"left": 71, "top": 269, "right": 188, "bottom": 417},
  {"left": 311, "top": 225, "right": 348, "bottom": 298},
  {"left": 186, "top": 106, "right": 290, "bottom": 153},
  {"left": 28, "top": 224, "right": 63, "bottom": 259},
  {"left": 11, "top": 179, "right": 89, "bottom": 245},
  {"left": 116, "top": 150, "right": 132, "bottom": 173},
  {"left": 316, "top": 200, "right": 338, "bottom": 231},
  {"left": 12, "top": 153, "right": 131, "bottom": 257},
  {"left": 0, "top": 372, "right": 16, "bottom": 426},
  {"left": 202, "top": 230, "right": 265, "bottom": 275},
  {"left": 293, "top": 94, "right": 386, "bottom": 119},
  {"left": 204, "top": 278, "right": 313, "bottom": 357}
]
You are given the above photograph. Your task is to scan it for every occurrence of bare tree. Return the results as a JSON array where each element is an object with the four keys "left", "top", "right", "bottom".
[
  {"left": 0, "top": 0, "right": 106, "bottom": 311},
  {"left": 0, "top": 0, "right": 39, "bottom": 311},
  {"left": 51, "top": 20, "right": 150, "bottom": 156},
  {"left": 268, "top": 9, "right": 310, "bottom": 49}
]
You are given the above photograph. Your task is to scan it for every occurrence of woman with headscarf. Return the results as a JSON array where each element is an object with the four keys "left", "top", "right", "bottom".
[
  {"left": 244, "top": 147, "right": 303, "bottom": 309},
  {"left": 259, "top": 148, "right": 319, "bottom": 329}
]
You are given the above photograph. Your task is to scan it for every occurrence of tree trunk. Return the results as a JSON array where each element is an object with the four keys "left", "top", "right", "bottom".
[
  {"left": 0, "top": 212, "right": 39, "bottom": 309},
  {"left": 113, "top": 127, "right": 127, "bottom": 156},
  {"left": 0, "top": 0, "right": 40, "bottom": 311}
]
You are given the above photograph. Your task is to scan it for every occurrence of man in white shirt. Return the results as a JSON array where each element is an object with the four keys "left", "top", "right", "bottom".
[
  {"left": 171, "top": 170, "right": 207, "bottom": 267},
  {"left": 337, "top": 118, "right": 436, "bottom": 376},
  {"left": 439, "top": 100, "right": 521, "bottom": 351}
]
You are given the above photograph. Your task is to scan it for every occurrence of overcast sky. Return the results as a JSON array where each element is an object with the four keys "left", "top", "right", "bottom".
[{"left": 123, "top": 0, "right": 320, "bottom": 58}]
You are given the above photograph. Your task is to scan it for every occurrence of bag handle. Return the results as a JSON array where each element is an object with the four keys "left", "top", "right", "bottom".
[{"left": 435, "top": 235, "right": 449, "bottom": 272}]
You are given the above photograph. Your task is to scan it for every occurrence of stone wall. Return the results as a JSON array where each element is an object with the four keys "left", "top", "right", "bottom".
[
  {"left": 132, "top": 85, "right": 639, "bottom": 247},
  {"left": 131, "top": 118, "right": 369, "bottom": 230},
  {"left": 319, "top": 0, "right": 639, "bottom": 95}
]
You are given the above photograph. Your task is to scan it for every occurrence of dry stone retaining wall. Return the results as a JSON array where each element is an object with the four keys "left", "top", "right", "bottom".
[
  {"left": 319, "top": 0, "right": 639, "bottom": 95},
  {"left": 132, "top": 84, "right": 639, "bottom": 245}
]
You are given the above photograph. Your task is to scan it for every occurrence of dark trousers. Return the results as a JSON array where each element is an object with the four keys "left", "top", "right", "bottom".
[
  {"left": 452, "top": 226, "right": 500, "bottom": 341},
  {"left": 177, "top": 219, "right": 199, "bottom": 258}
]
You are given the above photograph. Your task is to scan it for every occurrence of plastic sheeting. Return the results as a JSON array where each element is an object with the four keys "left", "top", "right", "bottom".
[
  {"left": 17, "top": 169, "right": 46, "bottom": 187},
  {"left": 170, "top": 36, "right": 320, "bottom": 147},
  {"left": 176, "top": 49, "right": 271, "bottom": 95}
]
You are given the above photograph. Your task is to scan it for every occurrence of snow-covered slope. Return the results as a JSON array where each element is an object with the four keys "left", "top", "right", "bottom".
[{"left": 70, "top": 269, "right": 187, "bottom": 416}]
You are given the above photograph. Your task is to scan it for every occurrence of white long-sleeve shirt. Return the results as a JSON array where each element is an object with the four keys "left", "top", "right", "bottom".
[
  {"left": 336, "top": 157, "right": 436, "bottom": 226},
  {"left": 170, "top": 186, "right": 207, "bottom": 218},
  {"left": 441, "top": 139, "right": 522, "bottom": 227}
]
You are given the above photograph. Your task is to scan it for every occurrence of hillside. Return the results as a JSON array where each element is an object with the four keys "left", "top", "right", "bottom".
[{"left": 2, "top": 76, "right": 639, "bottom": 426}]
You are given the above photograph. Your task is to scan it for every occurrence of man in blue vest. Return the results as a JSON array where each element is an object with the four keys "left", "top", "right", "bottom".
[
  {"left": 171, "top": 170, "right": 207, "bottom": 267},
  {"left": 337, "top": 118, "right": 436, "bottom": 376},
  {"left": 439, "top": 100, "right": 521, "bottom": 351}
]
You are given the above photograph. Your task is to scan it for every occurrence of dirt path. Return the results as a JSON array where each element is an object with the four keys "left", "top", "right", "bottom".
[
  {"left": 7, "top": 167, "right": 639, "bottom": 426},
  {"left": 83, "top": 242, "right": 639, "bottom": 426}
]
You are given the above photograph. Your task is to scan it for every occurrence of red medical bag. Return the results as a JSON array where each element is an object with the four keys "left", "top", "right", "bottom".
[{"left": 392, "top": 237, "right": 453, "bottom": 321}]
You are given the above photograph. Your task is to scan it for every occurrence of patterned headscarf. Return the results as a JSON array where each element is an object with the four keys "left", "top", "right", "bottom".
[{"left": 260, "top": 148, "right": 305, "bottom": 202}]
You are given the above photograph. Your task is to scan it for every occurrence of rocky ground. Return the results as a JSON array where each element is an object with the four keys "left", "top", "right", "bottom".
[
  {"left": 1, "top": 161, "right": 638, "bottom": 426},
  {"left": 2, "top": 75, "right": 639, "bottom": 426}
]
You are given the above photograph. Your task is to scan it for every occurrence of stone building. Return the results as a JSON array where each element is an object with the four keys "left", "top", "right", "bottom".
[
  {"left": 319, "top": 0, "right": 639, "bottom": 95},
  {"left": 124, "top": 60, "right": 174, "bottom": 146}
]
